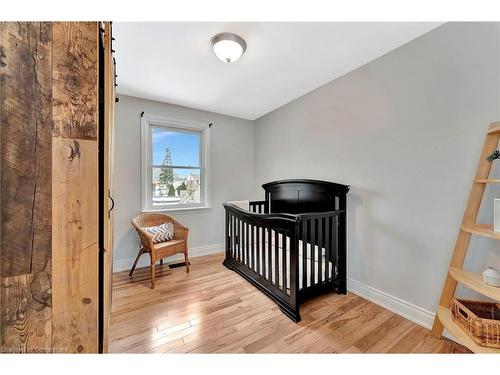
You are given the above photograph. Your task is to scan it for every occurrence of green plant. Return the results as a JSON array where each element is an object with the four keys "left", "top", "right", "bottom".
[
  {"left": 487, "top": 150, "right": 500, "bottom": 162},
  {"left": 159, "top": 148, "right": 174, "bottom": 186}
]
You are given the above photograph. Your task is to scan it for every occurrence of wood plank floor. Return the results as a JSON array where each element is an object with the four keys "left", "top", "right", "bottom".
[{"left": 109, "top": 253, "right": 469, "bottom": 353}]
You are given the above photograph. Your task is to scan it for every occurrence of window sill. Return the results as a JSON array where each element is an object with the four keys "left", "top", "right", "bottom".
[{"left": 142, "top": 206, "right": 211, "bottom": 215}]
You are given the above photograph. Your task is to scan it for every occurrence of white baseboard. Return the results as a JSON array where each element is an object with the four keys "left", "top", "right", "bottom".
[
  {"left": 347, "top": 277, "right": 436, "bottom": 329},
  {"left": 113, "top": 243, "right": 224, "bottom": 273}
]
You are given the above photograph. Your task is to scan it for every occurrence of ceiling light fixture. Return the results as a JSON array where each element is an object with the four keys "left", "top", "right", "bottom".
[{"left": 210, "top": 32, "right": 247, "bottom": 63}]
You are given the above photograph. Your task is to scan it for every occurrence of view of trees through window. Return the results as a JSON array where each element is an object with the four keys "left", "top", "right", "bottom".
[{"left": 151, "top": 127, "right": 201, "bottom": 206}]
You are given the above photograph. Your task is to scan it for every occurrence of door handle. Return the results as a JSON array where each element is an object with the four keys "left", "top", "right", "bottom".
[{"left": 108, "top": 191, "right": 115, "bottom": 218}]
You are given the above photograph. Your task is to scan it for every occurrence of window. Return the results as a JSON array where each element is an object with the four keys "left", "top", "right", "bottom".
[{"left": 141, "top": 115, "right": 210, "bottom": 212}]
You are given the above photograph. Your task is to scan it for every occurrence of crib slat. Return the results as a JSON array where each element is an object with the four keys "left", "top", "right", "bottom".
[
  {"left": 259, "top": 226, "right": 264, "bottom": 277},
  {"left": 240, "top": 219, "right": 244, "bottom": 262},
  {"left": 255, "top": 225, "right": 259, "bottom": 273},
  {"left": 263, "top": 227, "right": 266, "bottom": 277},
  {"left": 231, "top": 215, "right": 235, "bottom": 259},
  {"left": 262, "top": 226, "right": 266, "bottom": 277},
  {"left": 238, "top": 217, "right": 241, "bottom": 261},
  {"left": 310, "top": 218, "right": 316, "bottom": 287},
  {"left": 325, "top": 216, "right": 331, "bottom": 282},
  {"left": 274, "top": 230, "right": 279, "bottom": 287},
  {"left": 255, "top": 226, "right": 258, "bottom": 273},
  {"left": 248, "top": 223, "right": 252, "bottom": 268},
  {"left": 318, "top": 217, "right": 323, "bottom": 283},
  {"left": 238, "top": 218, "right": 242, "bottom": 262},
  {"left": 256, "top": 226, "right": 261, "bottom": 275},
  {"left": 233, "top": 214, "right": 237, "bottom": 259},
  {"left": 249, "top": 224, "right": 252, "bottom": 270},
  {"left": 333, "top": 215, "right": 338, "bottom": 274},
  {"left": 282, "top": 230, "right": 287, "bottom": 292},
  {"left": 243, "top": 222, "right": 250, "bottom": 267},
  {"left": 267, "top": 227, "right": 272, "bottom": 281},
  {"left": 302, "top": 220, "right": 307, "bottom": 289},
  {"left": 235, "top": 217, "right": 238, "bottom": 262},
  {"left": 254, "top": 226, "right": 257, "bottom": 272},
  {"left": 225, "top": 210, "right": 229, "bottom": 258},
  {"left": 247, "top": 223, "right": 250, "bottom": 267},
  {"left": 250, "top": 225, "right": 256, "bottom": 271},
  {"left": 235, "top": 216, "right": 239, "bottom": 261},
  {"left": 240, "top": 220, "right": 244, "bottom": 263},
  {"left": 242, "top": 221, "right": 246, "bottom": 264},
  {"left": 244, "top": 222, "right": 248, "bottom": 266}
]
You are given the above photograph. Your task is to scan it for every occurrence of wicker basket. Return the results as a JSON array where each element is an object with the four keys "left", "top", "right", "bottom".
[{"left": 451, "top": 299, "right": 500, "bottom": 348}]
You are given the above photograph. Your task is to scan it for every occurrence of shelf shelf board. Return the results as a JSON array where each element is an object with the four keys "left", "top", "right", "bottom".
[
  {"left": 461, "top": 223, "right": 500, "bottom": 240},
  {"left": 449, "top": 267, "right": 500, "bottom": 301},
  {"left": 474, "top": 179, "right": 500, "bottom": 184},
  {"left": 487, "top": 122, "right": 500, "bottom": 134},
  {"left": 437, "top": 306, "right": 500, "bottom": 354}
]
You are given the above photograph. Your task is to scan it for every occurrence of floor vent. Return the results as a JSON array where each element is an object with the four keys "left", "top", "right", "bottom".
[{"left": 169, "top": 261, "right": 191, "bottom": 269}]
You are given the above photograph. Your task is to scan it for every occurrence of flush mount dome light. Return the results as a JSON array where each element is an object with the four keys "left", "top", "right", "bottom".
[{"left": 210, "top": 32, "right": 247, "bottom": 63}]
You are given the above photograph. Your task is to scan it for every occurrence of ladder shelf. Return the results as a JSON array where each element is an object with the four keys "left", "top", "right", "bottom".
[{"left": 432, "top": 122, "right": 500, "bottom": 354}]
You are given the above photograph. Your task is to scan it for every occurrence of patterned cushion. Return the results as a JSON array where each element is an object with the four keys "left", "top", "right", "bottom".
[{"left": 143, "top": 223, "right": 174, "bottom": 244}]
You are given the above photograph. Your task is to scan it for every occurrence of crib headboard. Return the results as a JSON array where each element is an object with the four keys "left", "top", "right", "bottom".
[{"left": 262, "top": 179, "right": 349, "bottom": 214}]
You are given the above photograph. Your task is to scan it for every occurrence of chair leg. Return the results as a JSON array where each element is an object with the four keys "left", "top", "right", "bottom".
[
  {"left": 129, "top": 247, "right": 144, "bottom": 277},
  {"left": 150, "top": 253, "right": 156, "bottom": 289},
  {"left": 184, "top": 251, "right": 189, "bottom": 273}
]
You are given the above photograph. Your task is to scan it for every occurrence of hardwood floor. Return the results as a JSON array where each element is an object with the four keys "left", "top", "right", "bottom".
[{"left": 109, "top": 253, "right": 469, "bottom": 354}]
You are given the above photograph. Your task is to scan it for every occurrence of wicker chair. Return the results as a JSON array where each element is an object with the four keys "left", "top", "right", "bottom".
[{"left": 130, "top": 213, "right": 189, "bottom": 289}]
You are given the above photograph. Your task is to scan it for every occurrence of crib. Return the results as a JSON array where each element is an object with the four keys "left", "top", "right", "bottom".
[{"left": 223, "top": 179, "right": 349, "bottom": 322}]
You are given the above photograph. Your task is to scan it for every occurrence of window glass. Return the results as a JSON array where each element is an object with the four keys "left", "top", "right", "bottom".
[{"left": 150, "top": 126, "right": 202, "bottom": 208}]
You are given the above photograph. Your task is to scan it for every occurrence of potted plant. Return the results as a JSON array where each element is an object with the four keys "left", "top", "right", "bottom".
[{"left": 487, "top": 150, "right": 500, "bottom": 162}]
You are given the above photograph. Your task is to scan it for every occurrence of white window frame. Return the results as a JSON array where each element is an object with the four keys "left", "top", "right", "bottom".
[{"left": 141, "top": 114, "right": 210, "bottom": 213}]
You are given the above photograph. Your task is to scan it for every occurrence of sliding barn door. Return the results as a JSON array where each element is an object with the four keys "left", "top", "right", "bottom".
[
  {"left": 0, "top": 22, "right": 100, "bottom": 353},
  {"left": 101, "top": 21, "right": 116, "bottom": 353}
]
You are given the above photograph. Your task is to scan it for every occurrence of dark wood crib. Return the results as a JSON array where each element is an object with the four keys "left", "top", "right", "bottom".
[{"left": 223, "top": 179, "right": 349, "bottom": 322}]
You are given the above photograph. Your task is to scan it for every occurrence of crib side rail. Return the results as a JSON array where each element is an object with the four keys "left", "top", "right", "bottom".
[
  {"left": 297, "top": 212, "right": 339, "bottom": 289},
  {"left": 223, "top": 203, "right": 300, "bottom": 321}
]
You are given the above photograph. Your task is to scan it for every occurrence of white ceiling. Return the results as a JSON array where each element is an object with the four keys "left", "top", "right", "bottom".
[{"left": 114, "top": 22, "right": 442, "bottom": 120}]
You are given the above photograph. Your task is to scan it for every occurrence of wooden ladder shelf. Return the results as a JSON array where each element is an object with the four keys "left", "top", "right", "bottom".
[{"left": 432, "top": 122, "right": 500, "bottom": 354}]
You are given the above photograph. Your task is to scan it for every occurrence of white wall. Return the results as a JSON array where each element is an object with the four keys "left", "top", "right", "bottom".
[
  {"left": 253, "top": 22, "right": 500, "bottom": 321},
  {"left": 113, "top": 95, "right": 254, "bottom": 271}
]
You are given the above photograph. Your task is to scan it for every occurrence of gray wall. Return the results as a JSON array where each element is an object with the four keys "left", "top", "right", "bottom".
[
  {"left": 253, "top": 22, "right": 500, "bottom": 313},
  {"left": 114, "top": 95, "right": 254, "bottom": 267}
]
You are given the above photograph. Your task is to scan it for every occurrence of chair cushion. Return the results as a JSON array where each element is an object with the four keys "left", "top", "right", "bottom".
[{"left": 143, "top": 223, "right": 174, "bottom": 244}]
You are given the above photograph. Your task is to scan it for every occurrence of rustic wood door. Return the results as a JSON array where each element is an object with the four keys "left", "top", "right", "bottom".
[
  {"left": 101, "top": 21, "right": 116, "bottom": 353},
  {"left": 1, "top": 22, "right": 100, "bottom": 353}
]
